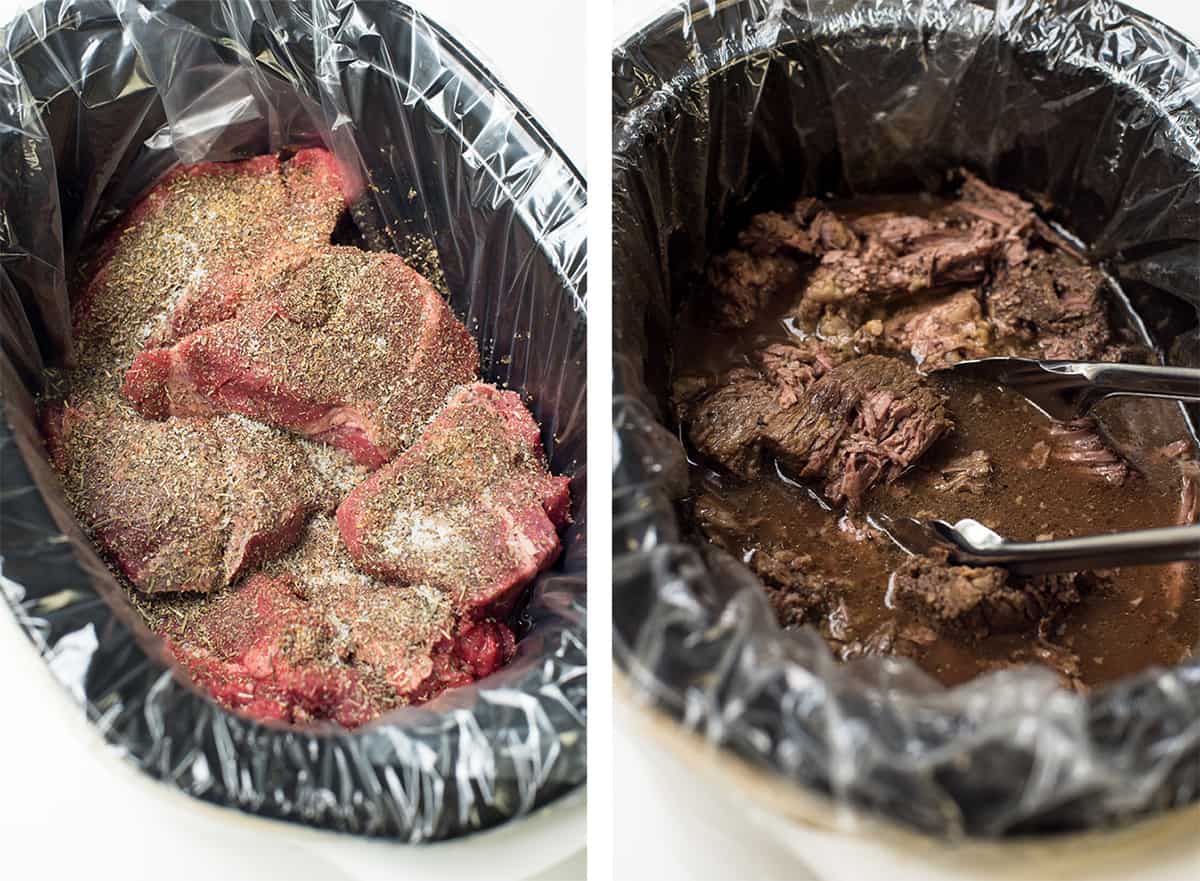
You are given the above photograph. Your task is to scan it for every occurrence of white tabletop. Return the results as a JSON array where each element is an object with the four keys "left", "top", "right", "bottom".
[{"left": 0, "top": 2, "right": 585, "bottom": 879}]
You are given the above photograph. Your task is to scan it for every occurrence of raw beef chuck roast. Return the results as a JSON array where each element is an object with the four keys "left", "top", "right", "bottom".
[
  {"left": 44, "top": 402, "right": 321, "bottom": 594},
  {"left": 41, "top": 151, "right": 569, "bottom": 727},
  {"left": 66, "top": 149, "right": 347, "bottom": 401},
  {"left": 673, "top": 169, "right": 1198, "bottom": 689},
  {"left": 123, "top": 247, "right": 480, "bottom": 467},
  {"left": 147, "top": 518, "right": 514, "bottom": 727},
  {"left": 337, "top": 383, "right": 572, "bottom": 615}
]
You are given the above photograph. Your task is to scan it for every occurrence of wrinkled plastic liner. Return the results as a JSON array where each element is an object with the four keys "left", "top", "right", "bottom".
[
  {"left": 0, "top": 0, "right": 585, "bottom": 841},
  {"left": 613, "top": 0, "right": 1199, "bottom": 838}
]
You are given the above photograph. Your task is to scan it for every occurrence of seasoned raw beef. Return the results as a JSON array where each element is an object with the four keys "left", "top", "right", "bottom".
[
  {"left": 67, "top": 149, "right": 347, "bottom": 401},
  {"left": 151, "top": 517, "right": 515, "bottom": 726},
  {"left": 123, "top": 247, "right": 479, "bottom": 467},
  {"left": 337, "top": 383, "right": 571, "bottom": 616},
  {"left": 42, "top": 153, "right": 569, "bottom": 728},
  {"left": 44, "top": 401, "right": 321, "bottom": 594}
]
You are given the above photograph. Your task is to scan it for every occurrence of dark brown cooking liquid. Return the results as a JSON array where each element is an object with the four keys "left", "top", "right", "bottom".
[{"left": 675, "top": 297, "right": 1200, "bottom": 688}]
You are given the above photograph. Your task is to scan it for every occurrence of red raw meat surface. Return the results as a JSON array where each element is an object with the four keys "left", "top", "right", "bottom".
[
  {"left": 45, "top": 152, "right": 566, "bottom": 728},
  {"left": 68, "top": 149, "right": 348, "bottom": 405},
  {"left": 337, "top": 383, "right": 571, "bottom": 617},
  {"left": 123, "top": 247, "right": 479, "bottom": 467},
  {"left": 43, "top": 400, "right": 320, "bottom": 594},
  {"left": 156, "top": 519, "right": 517, "bottom": 725}
]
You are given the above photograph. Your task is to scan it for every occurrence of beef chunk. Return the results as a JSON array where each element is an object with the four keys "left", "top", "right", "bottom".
[
  {"left": 44, "top": 401, "right": 320, "bottom": 594},
  {"left": 929, "top": 449, "right": 993, "bottom": 494},
  {"left": 674, "top": 369, "right": 783, "bottom": 480},
  {"left": 770, "top": 356, "right": 952, "bottom": 507},
  {"left": 705, "top": 198, "right": 858, "bottom": 327},
  {"left": 793, "top": 215, "right": 1006, "bottom": 332},
  {"left": 889, "top": 552, "right": 1090, "bottom": 640},
  {"left": 871, "top": 289, "right": 992, "bottom": 369},
  {"left": 677, "top": 355, "right": 951, "bottom": 506},
  {"left": 706, "top": 251, "right": 802, "bottom": 328},
  {"left": 123, "top": 247, "right": 479, "bottom": 467},
  {"left": 839, "top": 619, "right": 939, "bottom": 661},
  {"left": 985, "top": 249, "right": 1115, "bottom": 359},
  {"left": 739, "top": 202, "right": 858, "bottom": 257},
  {"left": 759, "top": 365, "right": 859, "bottom": 484},
  {"left": 151, "top": 517, "right": 513, "bottom": 727},
  {"left": 747, "top": 547, "right": 841, "bottom": 629},
  {"left": 67, "top": 150, "right": 347, "bottom": 401},
  {"left": 1046, "top": 418, "right": 1134, "bottom": 486},
  {"left": 337, "top": 384, "right": 571, "bottom": 617},
  {"left": 953, "top": 171, "right": 1038, "bottom": 246},
  {"left": 955, "top": 170, "right": 1086, "bottom": 264},
  {"left": 752, "top": 339, "right": 851, "bottom": 407},
  {"left": 295, "top": 437, "right": 371, "bottom": 511}
]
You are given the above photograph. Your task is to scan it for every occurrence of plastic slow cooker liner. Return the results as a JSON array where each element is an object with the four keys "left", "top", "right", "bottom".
[
  {"left": 0, "top": 0, "right": 585, "bottom": 841},
  {"left": 613, "top": 0, "right": 1200, "bottom": 838}
]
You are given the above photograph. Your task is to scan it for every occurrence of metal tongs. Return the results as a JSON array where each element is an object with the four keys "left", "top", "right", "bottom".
[
  {"left": 868, "top": 356, "right": 1200, "bottom": 573},
  {"left": 939, "top": 357, "right": 1200, "bottom": 421},
  {"left": 868, "top": 515, "right": 1200, "bottom": 576}
]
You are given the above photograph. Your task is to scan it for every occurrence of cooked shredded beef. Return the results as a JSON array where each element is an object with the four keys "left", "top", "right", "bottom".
[
  {"left": 674, "top": 369, "right": 783, "bottom": 480},
  {"left": 985, "top": 249, "right": 1115, "bottom": 360},
  {"left": 749, "top": 547, "right": 838, "bottom": 629},
  {"left": 677, "top": 169, "right": 1199, "bottom": 689},
  {"left": 889, "top": 550, "right": 1093, "bottom": 641},
  {"left": 676, "top": 355, "right": 951, "bottom": 507},
  {"left": 1046, "top": 418, "right": 1135, "bottom": 486},
  {"left": 706, "top": 250, "right": 803, "bottom": 328},
  {"left": 872, "top": 289, "right": 992, "bottom": 369},
  {"left": 930, "top": 449, "right": 993, "bottom": 494},
  {"left": 753, "top": 339, "right": 851, "bottom": 407}
]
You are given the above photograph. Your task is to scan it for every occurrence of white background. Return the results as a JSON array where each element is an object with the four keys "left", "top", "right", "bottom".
[
  {"left": 0, "top": 1, "right": 586, "bottom": 880},
  {"left": 610, "top": 2, "right": 1200, "bottom": 881}
]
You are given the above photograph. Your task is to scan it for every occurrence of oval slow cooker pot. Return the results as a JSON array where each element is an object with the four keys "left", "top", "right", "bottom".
[
  {"left": 613, "top": 0, "right": 1199, "bottom": 839},
  {"left": 0, "top": 0, "right": 586, "bottom": 842}
]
